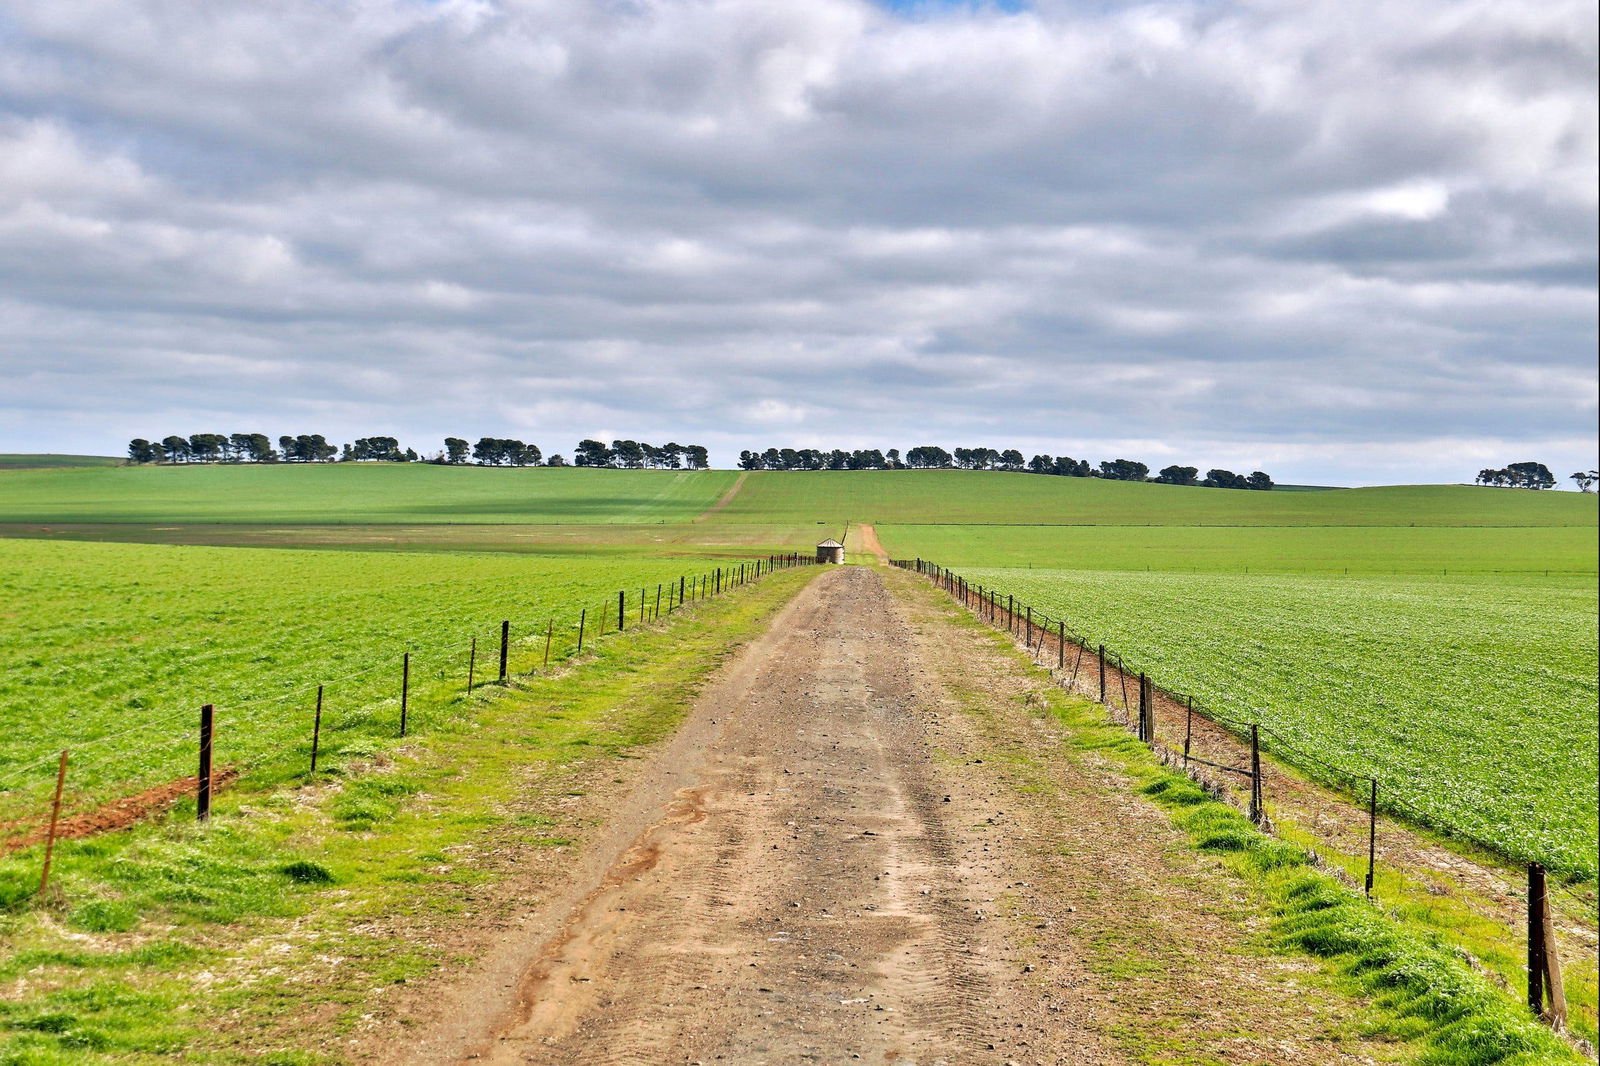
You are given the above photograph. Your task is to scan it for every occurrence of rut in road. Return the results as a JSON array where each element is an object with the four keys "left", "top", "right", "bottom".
[{"left": 479, "top": 566, "right": 1007, "bottom": 1063}]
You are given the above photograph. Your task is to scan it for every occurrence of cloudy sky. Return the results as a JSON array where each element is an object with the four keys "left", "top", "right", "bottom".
[{"left": 1, "top": 0, "right": 1594, "bottom": 484}]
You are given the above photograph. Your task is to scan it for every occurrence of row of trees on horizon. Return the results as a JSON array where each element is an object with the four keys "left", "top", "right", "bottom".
[
  {"left": 125, "top": 435, "right": 710, "bottom": 469},
  {"left": 739, "top": 446, "right": 1275, "bottom": 489}
]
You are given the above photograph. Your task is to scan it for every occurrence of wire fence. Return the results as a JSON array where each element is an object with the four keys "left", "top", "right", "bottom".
[
  {"left": 893, "top": 555, "right": 1592, "bottom": 1032},
  {"left": 4, "top": 552, "right": 819, "bottom": 866}
]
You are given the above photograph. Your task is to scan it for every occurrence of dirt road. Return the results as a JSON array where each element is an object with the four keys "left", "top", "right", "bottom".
[{"left": 393, "top": 567, "right": 1389, "bottom": 1065}]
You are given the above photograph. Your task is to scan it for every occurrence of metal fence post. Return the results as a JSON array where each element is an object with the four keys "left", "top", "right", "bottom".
[
  {"left": 197, "top": 704, "right": 214, "bottom": 822},
  {"left": 499, "top": 620, "right": 510, "bottom": 682},
  {"left": 311, "top": 685, "right": 324, "bottom": 773}
]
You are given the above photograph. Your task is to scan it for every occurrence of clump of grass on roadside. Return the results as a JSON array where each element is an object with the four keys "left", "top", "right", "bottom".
[{"left": 1134, "top": 773, "right": 1580, "bottom": 1065}]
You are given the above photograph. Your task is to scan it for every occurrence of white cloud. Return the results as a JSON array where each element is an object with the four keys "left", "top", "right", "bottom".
[{"left": 0, "top": 0, "right": 1593, "bottom": 483}]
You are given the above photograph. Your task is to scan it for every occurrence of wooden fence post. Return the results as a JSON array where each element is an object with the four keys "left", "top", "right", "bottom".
[
  {"left": 467, "top": 636, "right": 476, "bottom": 692},
  {"left": 544, "top": 619, "right": 554, "bottom": 667},
  {"left": 39, "top": 750, "right": 68, "bottom": 894},
  {"left": 1138, "top": 672, "right": 1148, "bottom": 741},
  {"left": 499, "top": 620, "right": 510, "bottom": 682},
  {"left": 655, "top": 584, "right": 662, "bottom": 619},
  {"left": 1527, "top": 863, "right": 1567, "bottom": 1026},
  {"left": 311, "top": 685, "right": 324, "bottom": 774},
  {"left": 1058, "top": 621, "right": 1065, "bottom": 669},
  {"left": 577, "top": 609, "right": 586, "bottom": 651},
  {"left": 1183, "top": 695, "right": 1193, "bottom": 769},
  {"left": 197, "top": 704, "right": 214, "bottom": 822},
  {"left": 1098, "top": 645, "right": 1106, "bottom": 703}
]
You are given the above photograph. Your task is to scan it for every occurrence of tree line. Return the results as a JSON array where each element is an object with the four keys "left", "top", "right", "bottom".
[
  {"left": 127, "top": 435, "right": 708, "bottom": 469},
  {"left": 738, "top": 445, "right": 1274, "bottom": 489},
  {"left": 1472, "top": 462, "right": 1564, "bottom": 490}
]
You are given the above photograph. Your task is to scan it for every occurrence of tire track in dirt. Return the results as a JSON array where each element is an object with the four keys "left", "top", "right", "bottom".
[{"left": 692, "top": 471, "right": 748, "bottom": 523}]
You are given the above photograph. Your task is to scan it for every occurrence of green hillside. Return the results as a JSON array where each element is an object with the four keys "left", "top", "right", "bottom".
[
  {"left": 710, "top": 471, "right": 1595, "bottom": 527},
  {"left": 0, "top": 464, "right": 738, "bottom": 525}
]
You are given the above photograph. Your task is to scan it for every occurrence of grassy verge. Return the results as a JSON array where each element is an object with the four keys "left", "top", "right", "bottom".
[
  {"left": 903, "top": 574, "right": 1584, "bottom": 1066},
  {"left": 0, "top": 564, "right": 819, "bottom": 1064}
]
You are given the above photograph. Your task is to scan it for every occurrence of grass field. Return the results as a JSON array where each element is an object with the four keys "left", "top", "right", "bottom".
[
  {"left": 0, "top": 464, "right": 738, "bottom": 525},
  {"left": 946, "top": 566, "right": 1599, "bottom": 879},
  {"left": 0, "top": 538, "right": 747, "bottom": 825}
]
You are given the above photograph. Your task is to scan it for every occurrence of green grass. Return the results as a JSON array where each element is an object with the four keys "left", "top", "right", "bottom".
[
  {"left": 948, "top": 566, "right": 1600, "bottom": 880},
  {"left": 0, "top": 464, "right": 738, "bottom": 525},
  {"left": 0, "top": 538, "right": 765, "bottom": 824},
  {"left": 0, "top": 564, "right": 819, "bottom": 1063},
  {"left": 711, "top": 471, "right": 1595, "bottom": 528},
  {"left": 0, "top": 454, "right": 121, "bottom": 469},
  {"left": 878, "top": 522, "right": 1597, "bottom": 574},
  {"left": 917, "top": 573, "right": 1582, "bottom": 1066}
]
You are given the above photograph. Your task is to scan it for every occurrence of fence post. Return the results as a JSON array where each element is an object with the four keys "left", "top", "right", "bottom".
[
  {"left": 1183, "top": 695, "right": 1193, "bottom": 768},
  {"left": 1249, "top": 724, "right": 1263, "bottom": 824},
  {"left": 544, "top": 619, "right": 554, "bottom": 667},
  {"left": 1058, "top": 621, "right": 1065, "bottom": 669},
  {"left": 679, "top": 575, "right": 686, "bottom": 610},
  {"left": 577, "top": 609, "right": 586, "bottom": 651},
  {"left": 400, "top": 651, "right": 410, "bottom": 737},
  {"left": 655, "top": 584, "right": 662, "bottom": 619},
  {"left": 467, "top": 636, "right": 476, "bottom": 692},
  {"left": 39, "top": 749, "right": 68, "bottom": 894},
  {"left": 1138, "top": 672, "right": 1148, "bottom": 741},
  {"left": 1365, "top": 778, "right": 1377, "bottom": 897},
  {"left": 1529, "top": 863, "right": 1547, "bottom": 1018},
  {"left": 618, "top": 590, "right": 626, "bottom": 631},
  {"left": 1008, "top": 595, "right": 1015, "bottom": 633},
  {"left": 311, "top": 685, "right": 324, "bottom": 774},
  {"left": 197, "top": 704, "right": 214, "bottom": 822},
  {"left": 1026, "top": 606, "right": 1033, "bottom": 647},
  {"left": 499, "top": 620, "right": 510, "bottom": 682},
  {"left": 1098, "top": 645, "right": 1106, "bottom": 703}
]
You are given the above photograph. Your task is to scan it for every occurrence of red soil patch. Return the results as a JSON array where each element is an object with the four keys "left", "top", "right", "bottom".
[{"left": 2, "top": 768, "right": 238, "bottom": 853}]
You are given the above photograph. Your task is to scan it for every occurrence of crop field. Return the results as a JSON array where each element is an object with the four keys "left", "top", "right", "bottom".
[
  {"left": 0, "top": 463, "right": 738, "bottom": 524},
  {"left": 711, "top": 470, "right": 1597, "bottom": 528},
  {"left": 950, "top": 565, "right": 1599, "bottom": 879},
  {"left": 0, "top": 538, "right": 732, "bottom": 827}
]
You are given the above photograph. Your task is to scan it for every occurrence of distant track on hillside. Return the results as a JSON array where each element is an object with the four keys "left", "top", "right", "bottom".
[{"left": 691, "top": 470, "right": 748, "bottom": 522}]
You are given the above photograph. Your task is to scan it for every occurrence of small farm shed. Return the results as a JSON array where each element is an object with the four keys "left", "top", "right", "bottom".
[{"left": 816, "top": 538, "right": 845, "bottom": 564}]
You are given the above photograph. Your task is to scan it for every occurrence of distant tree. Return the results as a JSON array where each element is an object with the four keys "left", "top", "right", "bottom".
[
  {"left": 1099, "top": 458, "right": 1149, "bottom": 482},
  {"left": 609, "top": 440, "right": 644, "bottom": 469},
  {"left": 545, "top": 453, "right": 568, "bottom": 467},
  {"left": 159, "top": 435, "right": 190, "bottom": 462},
  {"left": 1246, "top": 470, "right": 1275, "bottom": 491},
  {"left": 904, "top": 445, "right": 953, "bottom": 469},
  {"left": 351, "top": 437, "right": 404, "bottom": 461},
  {"left": 849, "top": 449, "right": 886, "bottom": 470},
  {"left": 738, "top": 450, "right": 763, "bottom": 471},
  {"left": 279, "top": 435, "right": 295, "bottom": 460},
  {"left": 1154, "top": 465, "right": 1199, "bottom": 486},
  {"left": 886, "top": 449, "right": 901, "bottom": 469},
  {"left": 683, "top": 445, "right": 709, "bottom": 470},
  {"left": 1572, "top": 470, "right": 1598, "bottom": 493},
  {"left": 1506, "top": 461, "right": 1556, "bottom": 490},
  {"left": 1052, "top": 456, "right": 1090, "bottom": 477},
  {"left": 404, "top": 447, "right": 418, "bottom": 462},
  {"left": 574, "top": 439, "right": 612, "bottom": 467},
  {"left": 244, "top": 433, "right": 276, "bottom": 462},
  {"left": 660, "top": 442, "right": 683, "bottom": 470},
  {"left": 126, "top": 439, "right": 158, "bottom": 464},
  {"left": 1203, "top": 468, "right": 1247, "bottom": 489},
  {"left": 444, "top": 437, "right": 470, "bottom": 464}
]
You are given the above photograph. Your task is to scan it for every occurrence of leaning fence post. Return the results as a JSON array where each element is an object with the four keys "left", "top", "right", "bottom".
[
  {"left": 655, "top": 584, "right": 662, "bottom": 619},
  {"left": 577, "top": 609, "right": 586, "bottom": 652},
  {"left": 39, "top": 749, "right": 69, "bottom": 894},
  {"left": 311, "top": 685, "right": 324, "bottom": 774},
  {"left": 499, "top": 620, "right": 510, "bottom": 682},
  {"left": 1365, "top": 778, "right": 1377, "bottom": 897},
  {"left": 197, "top": 704, "right": 215, "bottom": 822},
  {"left": 467, "top": 636, "right": 476, "bottom": 692},
  {"left": 544, "top": 619, "right": 554, "bottom": 667}
]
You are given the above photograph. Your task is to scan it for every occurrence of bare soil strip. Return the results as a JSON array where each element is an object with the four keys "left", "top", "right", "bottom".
[
  {"left": 387, "top": 567, "right": 1391, "bottom": 1065},
  {"left": 1, "top": 769, "right": 237, "bottom": 852},
  {"left": 855, "top": 522, "right": 891, "bottom": 564}
]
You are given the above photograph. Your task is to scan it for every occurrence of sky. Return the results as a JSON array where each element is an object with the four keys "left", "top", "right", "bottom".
[{"left": 0, "top": 0, "right": 1595, "bottom": 485}]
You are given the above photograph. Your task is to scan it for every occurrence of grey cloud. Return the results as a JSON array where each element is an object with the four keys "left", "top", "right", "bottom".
[{"left": 0, "top": 0, "right": 1594, "bottom": 484}]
